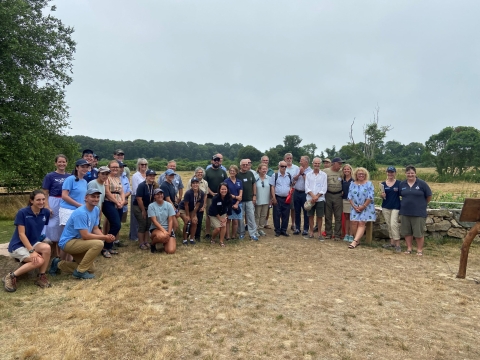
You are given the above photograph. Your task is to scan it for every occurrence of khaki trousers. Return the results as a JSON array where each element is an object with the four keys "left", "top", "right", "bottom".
[{"left": 58, "top": 239, "right": 104, "bottom": 273}]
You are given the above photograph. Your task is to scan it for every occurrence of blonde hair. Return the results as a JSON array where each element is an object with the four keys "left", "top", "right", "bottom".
[
  {"left": 229, "top": 165, "right": 239, "bottom": 174},
  {"left": 342, "top": 163, "right": 353, "bottom": 174},
  {"left": 257, "top": 163, "right": 267, "bottom": 172},
  {"left": 353, "top": 167, "right": 370, "bottom": 181}
]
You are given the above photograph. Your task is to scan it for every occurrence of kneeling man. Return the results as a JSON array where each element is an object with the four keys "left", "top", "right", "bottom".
[
  {"left": 49, "top": 189, "right": 115, "bottom": 279},
  {"left": 148, "top": 188, "right": 177, "bottom": 254}
]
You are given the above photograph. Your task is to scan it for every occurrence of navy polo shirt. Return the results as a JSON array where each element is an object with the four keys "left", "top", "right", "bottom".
[
  {"left": 8, "top": 207, "right": 50, "bottom": 252},
  {"left": 381, "top": 180, "right": 401, "bottom": 210},
  {"left": 399, "top": 179, "right": 432, "bottom": 217},
  {"left": 160, "top": 181, "right": 177, "bottom": 203},
  {"left": 342, "top": 178, "right": 353, "bottom": 199}
]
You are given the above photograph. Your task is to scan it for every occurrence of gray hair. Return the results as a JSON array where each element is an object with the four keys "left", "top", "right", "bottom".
[{"left": 194, "top": 167, "right": 205, "bottom": 176}]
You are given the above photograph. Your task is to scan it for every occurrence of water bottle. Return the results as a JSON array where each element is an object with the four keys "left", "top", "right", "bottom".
[{"left": 186, "top": 221, "right": 191, "bottom": 235}]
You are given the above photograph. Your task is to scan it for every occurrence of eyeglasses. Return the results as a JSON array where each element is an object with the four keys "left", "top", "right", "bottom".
[
  {"left": 280, "top": 165, "right": 287, "bottom": 168},
  {"left": 357, "top": 173, "right": 365, "bottom": 176},
  {"left": 241, "top": 164, "right": 248, "bottom": 166}
]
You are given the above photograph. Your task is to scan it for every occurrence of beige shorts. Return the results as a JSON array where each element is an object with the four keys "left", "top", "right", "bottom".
[
  {"left": 343, "top": 199, "right": 351, "bottom": 214},
  {"left": 400, "top": 216, "right": 426, "bottom": 238},
  {"left": 9, "top": 242, "right": 41, "bottom": 263},
  {"left": 209, "top": 214, "right": 227, "bottom": 228}
]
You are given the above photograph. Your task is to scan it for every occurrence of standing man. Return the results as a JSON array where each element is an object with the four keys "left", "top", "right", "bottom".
[
  {"left": 113, "top": 149, "right": 130, "bottom": 178},
  {"left": 87, "top": 166, "right": 110, "bottom": 226},
  {"left": 261, "top": 156, "right": 275, "bottom": 176},
  {"left": 292, "top": 156, "right": 312, "bottom": 236},
  {"left": 305, "top": 158, "right": 327, "bottom": 240},
  {"left": 324, "top": 157, "right": 345, "bottom": 240},
  {"left": 50, "top": 189, "right": 116, "bottom": 279},
  {"left": 269, "top": 161, "right": 292, "bottom": 237},
  {"left": 157, "top": 160, "right": 184, "bottom": 204},
  {"left": 206, "top": 153, "right": 227, "bottom": 171},
  {"left": 237, "top": 159, "right": 259, "bottom": 241},
  {"left": 204, "top": 155, "right": 228, "bottom": 239},
  {"left": 284, "top": 153, "right": 299, "bottom": 231},
  {"left": 134, "top": 169, "right": 158, "bottom": 249}
]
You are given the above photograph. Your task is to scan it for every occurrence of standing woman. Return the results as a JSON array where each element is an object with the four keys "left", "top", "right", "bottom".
[
  {"left": 130, "top": 158, "right": 149, "bottom": 241},
  {"left": 3, "top": 190, "right": 52, "bottom": 292},
  {"left": 380, "top": 166, "right": 402, "bottom": 252},
  {"left": 341, "top": 164, "right": 354, "bottom": 242},
  {"left": 59, "top": 159, "right": 90, "bottom": 260},
  {"left": 42, "top": 154, "right": 71, "bottom": 257},
  {"left": 208, "top": 183, "right": 233, "bottom": 247},
  {"left": 102, "top": 160, "right": 125, "bottom": 258},
  {"left": 224, "top": 165, "right": 243, "bottom": 240},
  {"left": 399, "top": 165, "right": 432, "bottom": 256},
  {"left": 347, "top": 167, "right": 376, "bottom": 249},
  {"left": 178, "top": 177, "right": 205, "bottom": 245},
  {"left": 255, "top": 163, "right": 271, "bottom": 236},
  {"left": 186, "top": 167, "right": 209, "bottom": 242}
]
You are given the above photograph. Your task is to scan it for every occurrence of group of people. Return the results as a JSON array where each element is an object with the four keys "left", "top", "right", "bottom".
[{"left": 3, "top": 149, "right": 432, "bottom": 293}]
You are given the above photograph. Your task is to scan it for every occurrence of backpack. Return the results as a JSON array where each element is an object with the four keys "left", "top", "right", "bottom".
[{"left": 274, "top": 172, "right": 292, "bottom": 187}]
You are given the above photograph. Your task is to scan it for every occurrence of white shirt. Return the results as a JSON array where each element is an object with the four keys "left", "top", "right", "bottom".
[{"left": 305, "top": 171, "right": 328, "bottom": 202}]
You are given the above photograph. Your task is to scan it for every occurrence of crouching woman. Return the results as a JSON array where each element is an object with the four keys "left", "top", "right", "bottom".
[
  {"left": 3, "top": 190, "right": 52, "bottom": 292},
  {"left": 148, "top": 188, "right": 177, "bottom": 254}
]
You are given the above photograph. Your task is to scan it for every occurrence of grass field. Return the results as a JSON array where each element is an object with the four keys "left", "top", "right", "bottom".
[
  {"left": 1, "top": 169, "right": 480, "bottom": 359},
  {"left": 1, "top": 227, "right": 480, "bottom": 360}
]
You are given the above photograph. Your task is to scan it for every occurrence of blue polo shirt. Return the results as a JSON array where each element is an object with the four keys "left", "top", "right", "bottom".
[
  {"left": 269, "top": 172, "right": 292, "bottom": 197},
  {"left": 59, "top": 205, "right": 100, "bottom": 249},
  {"left": 8, "top": 207, "right": 50, "bottom": 252},
  {"left": 60, "top": 176, "right": 87, "bottom": 210},
  {"left": 381, "top": 180, "right": 401, "bottom": 210},
  {"left": 42, "top": 172, "right": 72, "bottom": 197},
  {"left": 399, "top": 179, "right": 432, "bottom": 217}
]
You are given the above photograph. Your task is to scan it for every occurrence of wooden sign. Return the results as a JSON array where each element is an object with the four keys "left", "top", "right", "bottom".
[{"left": 459, "top": 198, "right": 480, "bottom": 222}]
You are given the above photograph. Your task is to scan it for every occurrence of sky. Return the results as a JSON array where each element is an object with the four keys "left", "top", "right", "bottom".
[{"left": 53, "top": 0, "right": 480, "bottom": 153}]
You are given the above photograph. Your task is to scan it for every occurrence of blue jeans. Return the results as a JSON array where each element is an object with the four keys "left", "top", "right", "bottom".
[
  {"left": 102, "top": 201, "right": 123, "bottom": 250},
  {"left": 294, "top": 190, "right": 309, "bottom": 231},
  {"left": 239, "top": 201, "right": 257, "bottom": 237},
  {"left": 273, "top": 196, "right": 289, "bottom": 234}
]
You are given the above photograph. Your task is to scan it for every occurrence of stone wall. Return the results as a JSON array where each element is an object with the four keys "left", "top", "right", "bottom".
[{"left": 373, "top": 208, "right": 480, "bottom": 240}]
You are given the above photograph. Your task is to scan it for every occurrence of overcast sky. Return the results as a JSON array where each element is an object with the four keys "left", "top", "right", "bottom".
[{"left": 53, "top": 0, "right": 480, "bottom": 153}]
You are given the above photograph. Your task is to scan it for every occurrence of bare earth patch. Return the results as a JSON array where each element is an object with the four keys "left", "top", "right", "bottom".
[{"left": 1, "top": 233, "right": 480, "bottom": 360}]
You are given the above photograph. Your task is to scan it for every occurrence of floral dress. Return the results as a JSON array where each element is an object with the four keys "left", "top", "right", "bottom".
[{"left": 347, "top": 181, "right": 376, "bottom": 222}]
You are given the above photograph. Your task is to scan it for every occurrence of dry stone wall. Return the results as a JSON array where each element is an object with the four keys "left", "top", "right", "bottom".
[{"left": 373, "top": 208, "right": 479, "bottom": 241}]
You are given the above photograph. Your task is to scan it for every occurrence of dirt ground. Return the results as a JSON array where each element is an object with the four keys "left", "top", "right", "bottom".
[{"left": 1, "top": 231, "right": 480, "bottom": 360}]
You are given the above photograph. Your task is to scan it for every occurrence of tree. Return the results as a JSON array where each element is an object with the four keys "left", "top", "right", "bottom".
[
  {"left": 0, "top": 0, "right": 77, "bottom": 190},
  {"left": 425, "top": 126, "right": 480, "bottom": 176},
  {"left": 301, "top": 143, "right": 317, "bottom": 160},
  {"left": 237, "top": 145, "right": 262, "bottom": 163},
  {"left": 283, "top": 135, "right": 303, "bottom": 160}
]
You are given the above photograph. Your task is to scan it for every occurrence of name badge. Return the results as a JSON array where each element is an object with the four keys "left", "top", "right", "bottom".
[
  {"left": 217, "top": 202, "right": 222, "bottom": 205},
  {"left": 338, "top": 177, "right": 342, "bottom": 181},
  {"left": 243, "top": 178, "right": 247, "bottom": 182}
]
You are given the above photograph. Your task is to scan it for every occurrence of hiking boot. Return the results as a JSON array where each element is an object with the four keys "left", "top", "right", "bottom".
[
  {"left": 72, "top": 269, "right": 95, "bottom": 280},
  {"left": 2, "top": 272, "right": 17, "bottom": 292},
  {"left": 395, "top": 246, "right": 402, "bottom": 253},
  {"left": 49, "top": 257, "right": 61, "bottom": 276},
  {"left": 34, "top": 273, "right": 51, "bottom": 288}
]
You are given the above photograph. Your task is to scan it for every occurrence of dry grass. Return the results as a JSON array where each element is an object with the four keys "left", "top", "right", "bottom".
[{"left": 1, "top": 230, "right": 480, "bottom": 359}]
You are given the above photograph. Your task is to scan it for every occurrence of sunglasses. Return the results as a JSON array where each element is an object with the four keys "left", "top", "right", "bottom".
[
  {"left": 140, "top": 163, "right": 147, "bottom": 166},
  {"left": 261, "top": 181, "right": 264, "bottom": 188},
  {"left": 213, "top": 158, "right": 221, "bottom": 162},
  {"left": 280, "top": 165, "right": 287, "bottom": 168}
]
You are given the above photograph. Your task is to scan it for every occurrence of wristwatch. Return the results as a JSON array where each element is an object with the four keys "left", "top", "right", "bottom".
[{"left": 29, "top": 249, "right": 35, "bottom": 254}]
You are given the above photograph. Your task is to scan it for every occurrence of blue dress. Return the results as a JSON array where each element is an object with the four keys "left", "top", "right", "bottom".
[{"left": 347, "top": 181, "right": 377, "bottom": 222}]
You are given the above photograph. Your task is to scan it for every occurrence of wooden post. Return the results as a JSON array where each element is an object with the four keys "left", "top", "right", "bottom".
[
  {"left": 457, "top": 222, "right": 480, "bottom": 279},
  {"left": 365, "top": 222, "right": 373, "bottom": 245}
]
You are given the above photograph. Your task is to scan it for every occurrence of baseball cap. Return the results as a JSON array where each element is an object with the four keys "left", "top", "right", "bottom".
[
  {"left": 153, "top": 188, "right": 164, "bottom": 195},
  {"left": 75, "top": 159, "right": 89, "bottom": 166},
  {"left": 86, "top": 188, "right": 102, "bottom": 195},
  {"left": 191, "top": 177, "right": 200, "bottom": 183},
  {"left": 93, "top": 153, "right": 99, "bottom": 160},
  {"left": 323, "top": 158, "right": 331, "bottom": 163},
  {"left": 165, "top": 169, "right": 176, "bottom": 176},
  {"left": 212, "top": 155, "right": 221, "bottom": 161},
  {"left": 114, "top": 149, "right": 124, "bottom": 155},
  {"left": 117, "top": 160, "right": 125, "bottom": 167},
  {"left": 146, "top": 169, "right": 156, "bottom": 176},
  {"left": 386, "top": 166, "right": 396, "bottom": 172},
  {"left": 331, "top": 157, "right": 345, "bottom": 163},
  {"left": 98, "top": 166, "right": 110, "bottom": 173}
]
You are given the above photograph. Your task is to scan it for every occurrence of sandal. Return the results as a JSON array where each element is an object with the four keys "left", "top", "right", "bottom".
[
  {"left": 139, "top": 243, "right": 149, "bottom": 250},
  {"left": 348, "top": 240, "right": 360, "bottom": 249},
  {"left": 404, "top": 250, "right": 412, "bottom": 254},
  {"left": 101, "top": 249, "right": 112, "bottom": 258},
  {"left": 220, "top": 242, "right": 225, "bottom": 247},
  {"left": 417, "top": 251, "right": 423, "bottom": 256},
  {"left": 109, "top": 250, "right": 119, "bottom": 255},
  {"left": 210, "top": 240, "right": 215, "bottom": 244}
]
